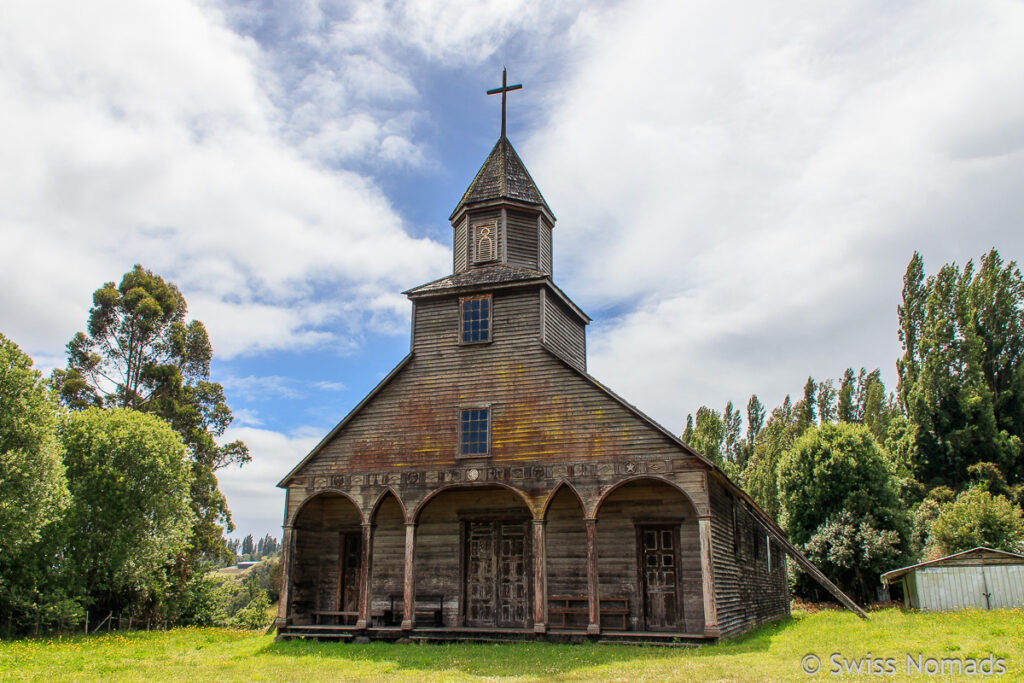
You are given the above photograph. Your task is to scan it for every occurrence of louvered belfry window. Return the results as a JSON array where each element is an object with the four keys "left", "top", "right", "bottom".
[
  {"left": 461, "top": 295, "right": 491, "bottom": 343},
  {"left": 474, "top": 223, "right": 496, "bottom": 263}
]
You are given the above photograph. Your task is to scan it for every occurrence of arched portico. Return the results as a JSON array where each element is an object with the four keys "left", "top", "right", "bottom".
[
  {"left": 288, "top": 491, "right": 364, "bottom": 626},
  {"left": 594, "top": 477, "right": 704, "bottom": 634},
  {"left": 410, "top": 484, "right": 535, "bottom": 629}
]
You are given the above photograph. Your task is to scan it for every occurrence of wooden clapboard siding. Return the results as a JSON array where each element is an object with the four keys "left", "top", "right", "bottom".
[
  {"left": 544, "top": 487, "right": 588, "bottom": 614},
  {"left": 296, "top": 286, "right": 688, "bottom": 475},
  {"left": 369, "top": 495, "right": 405, "bottom": 616},
  {"left": 542, "top": 291, "right": 586, "bottom": 372},
  {"left": 453, "top": 216, "right": 468, "bottom": 273},
  {"left": 595, "top": 481, "right": 703, "bottom": 634},
  {"left": 708, "top": 478, "right": 789, "bottom": 637},
  {"left": 539, "top": 221, "right": 552, "bottom": 274},
  {"left": 506, "top": 209, "right": 540, "bottom": 269}
]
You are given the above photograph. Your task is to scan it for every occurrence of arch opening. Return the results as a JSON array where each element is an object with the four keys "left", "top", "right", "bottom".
[
  {"left": 368, "top": 491, "right": 406, "bottom": 626},
  {"left": 595, "top": 478, "right": 703, "bottom": 634},
  {"left": 289, "top": 492, "right": 364, "bottom": 626},
  {"left": 413, "top": 485, "right": 534, "bottom": 629},
  {"left": 543, "top": 483, "right": 588, "bottom": 630}
]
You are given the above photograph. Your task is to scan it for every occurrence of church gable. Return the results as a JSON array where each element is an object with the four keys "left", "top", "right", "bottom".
[{"left": 284, "top": 284, "right": 708, "bottom": 488}]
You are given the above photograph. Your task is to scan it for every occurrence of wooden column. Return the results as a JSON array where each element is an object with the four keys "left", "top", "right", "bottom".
[
  {"left": 698, "top": 517, "right": 721, "bottom": 638},
  {"left": 276, "top": 525, "right": 295, "bottom": 627},
  {"left": 585, "top": 518, "right": 601, "bottom": 635},
  {"left": 355, "top": 522, "right": 375, "bottom": 630},
  {"left": 401, "top": 522, "right": 417, "bottom": 630},
  {"left": 532, "top": 519, "right": 547, "bottom": 633}
]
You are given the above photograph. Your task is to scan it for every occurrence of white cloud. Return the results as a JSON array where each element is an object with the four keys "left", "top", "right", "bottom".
[
  {"left": 218, "top": 426, "right": 321, "bottom": 539},
  {"left": 0, "top": 0, "right": 449, "bottom": 361},
  {"left": 527, "top": 0, "right": 1024, "bottom": 429}
]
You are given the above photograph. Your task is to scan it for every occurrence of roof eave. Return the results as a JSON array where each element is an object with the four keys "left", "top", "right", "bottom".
[
  {"left": 449, "top": 197, "right": 556, "bottom": 225},
  {"left": 276, "top": 354, "right": 414, "bottom": 488}
]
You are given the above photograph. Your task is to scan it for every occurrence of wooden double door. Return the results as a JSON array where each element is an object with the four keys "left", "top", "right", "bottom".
[
  {"left": 465, "top": 521, "right": 531, "bottom": 628},
  {"left": 639, "top": 524, "right": 683, "bottom": 631}
]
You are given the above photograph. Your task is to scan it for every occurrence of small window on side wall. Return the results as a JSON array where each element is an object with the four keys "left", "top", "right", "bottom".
[
  {"left": 459, "top": 407, "right": 490, "bottom": 456},
  {"left": 461, "top": 295, "right": 491, "bottom": 344}
]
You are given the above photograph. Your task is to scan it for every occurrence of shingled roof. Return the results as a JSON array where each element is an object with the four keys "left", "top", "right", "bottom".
[
  {"left": 404, "top": 263, "right": 547, "bottom": 297},
  {"left": 449, "top": 137, "right": 554, "bottom": 221}
]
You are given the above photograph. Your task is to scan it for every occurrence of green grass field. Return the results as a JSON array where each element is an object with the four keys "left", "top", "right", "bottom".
[{"left": 1, "top": 608, "right": 1021, "bottom": 682}]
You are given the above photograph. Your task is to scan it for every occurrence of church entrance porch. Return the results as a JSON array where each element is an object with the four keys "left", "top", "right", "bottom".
[
  {"left": 412, "top": 485, "right": 533, "bottom": 629},
  {"left": 594, "top": 479, "right": 703, "bottom": 634},
  {"left": 288, "top": 492, "right": 365, "bottom": 626}
]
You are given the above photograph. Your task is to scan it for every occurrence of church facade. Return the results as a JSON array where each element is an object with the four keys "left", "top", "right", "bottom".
[{"left": 275, "top": 87, "right": 858, "bottom": 642}]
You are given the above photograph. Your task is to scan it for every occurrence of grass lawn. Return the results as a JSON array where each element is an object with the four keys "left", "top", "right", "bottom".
[{"left": 1, "top": 608, "right": 1021, "bottom": 682}]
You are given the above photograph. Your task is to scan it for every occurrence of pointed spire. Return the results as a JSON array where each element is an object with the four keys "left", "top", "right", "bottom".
[{"left": 449, "top": 136, "right": 553, "bottom": 221}]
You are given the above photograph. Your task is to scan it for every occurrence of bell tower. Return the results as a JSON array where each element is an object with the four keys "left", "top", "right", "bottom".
[{"left": 449, "top": 70, "right": 555, "bottom": 276}]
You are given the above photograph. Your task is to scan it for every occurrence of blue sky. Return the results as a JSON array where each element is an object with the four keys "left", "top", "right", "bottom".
[{"left": 2, "top": 0, "right": 1023, "bottom": 541}]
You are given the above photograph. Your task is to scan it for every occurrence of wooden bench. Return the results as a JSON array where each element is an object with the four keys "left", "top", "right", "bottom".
[
  {"left": 382, "top": 594, "right": 445, "bottom": 627},
  {"left": 312, "top": 610, "right": 359, "bottom": 626},
  {"left": 548, "top": 596, "right": 629, "bottom": 630}
]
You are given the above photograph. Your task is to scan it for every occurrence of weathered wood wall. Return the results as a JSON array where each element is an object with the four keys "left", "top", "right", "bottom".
[
  {"left": 544, "top": 486, "right": 588, "bottom": 626},
  {"left": 301, "top": 287, "right": 696, "bottom": 479},
  {"left": 369, "top": 495, "right": 405, "bottom": 618},
  {"left": 506, "top": 209, "right": 540, "bottom": 269},
  {"left": 542, "top": 290, "right": 586, "bottom": 372},
  {"left": 595, "top": 481, "right": 703, "bottom": 633},
  {"left": 708, "top": 478, "right": 789, "bottom": 637},
  {"left": 539, "top": 221, "right": 552, "bottom": 274},
  {"left": 453, "top": 216, "right": 468, "bottom": 273}
]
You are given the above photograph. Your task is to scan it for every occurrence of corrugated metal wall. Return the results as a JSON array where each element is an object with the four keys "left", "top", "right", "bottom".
[
  {"left": 915, "top": 565, "right": 1024, "bottom": 611},
  {"left": 985, "top": 565, "right": 1024, "bottom": 609}
]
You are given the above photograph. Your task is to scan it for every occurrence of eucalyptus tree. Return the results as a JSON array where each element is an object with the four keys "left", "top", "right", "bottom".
[{"left": 53, "top": 265, "right": 249, "bottom": 560}]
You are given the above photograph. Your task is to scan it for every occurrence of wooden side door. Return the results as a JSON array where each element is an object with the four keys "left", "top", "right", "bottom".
[{"left": 639, "top": 525, "right": 681, "bottom": 630}]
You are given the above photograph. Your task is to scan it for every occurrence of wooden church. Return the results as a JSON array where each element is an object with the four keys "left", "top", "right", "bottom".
[{"left": 275, "top": 72, "right": 861, "bottom": 643}]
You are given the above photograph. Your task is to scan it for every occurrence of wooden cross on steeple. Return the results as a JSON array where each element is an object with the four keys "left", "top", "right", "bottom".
[{"left": 487, "top": 67, "right": 522, "bottom": 139}]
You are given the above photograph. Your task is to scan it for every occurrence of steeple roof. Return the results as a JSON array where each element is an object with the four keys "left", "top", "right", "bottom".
[{"left": 449, "top": 136, "right": 554, "bottom": 221}]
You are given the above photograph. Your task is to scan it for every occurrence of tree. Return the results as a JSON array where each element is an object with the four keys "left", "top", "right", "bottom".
[
  {"left": 53, "top": 265, "right": 249, "bottom": 559},
  {"left": 897, "top": 251, "right": 1024, "bottom": 488},
  {"left": 816, "top": 379, "right": 837, "bottom": 425},
  {"left": 741, "top": 398, "right": 799, "bottom": 519},
  {"left": 242, "top": 534, "right": 255, "bottom": 557},
  {"left": 777, "top": 422, "right": 910, "bottom": 602},
  {"left": 838, "top": 368, "right": 856, "bottom": 423},
  {"left": 795, "top": 377, "right": 817, "bottom": 432},
  {"left": 721, "top": 401, "right": 743, "bottom": 465},
  {"left": 59, "top": 408, "right": 195, "bottom": 617},
  {"left": 683, "top": 406, "right": 724, "bottom": 464},
  {"left": 0, "top": 334, "right": 69, "bottom": 557},
  {"left": 0, "top": 334, "right": 74, "bottom": 631},
  {"left": 929, "top": 486, "right": 1024, "bottom": 555},
  {"left": 746, "top": 395, "right": 765, "bottom": 446}
]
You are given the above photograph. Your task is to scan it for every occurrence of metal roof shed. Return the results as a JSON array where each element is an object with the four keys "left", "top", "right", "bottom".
[{"left": 881, "top": 547, "right": 1024, "bottom": 611}]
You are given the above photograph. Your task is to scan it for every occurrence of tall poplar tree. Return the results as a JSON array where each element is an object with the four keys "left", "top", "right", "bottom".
[{"left": 897, "top": 250, "right": 1024, "bottom": 487}]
